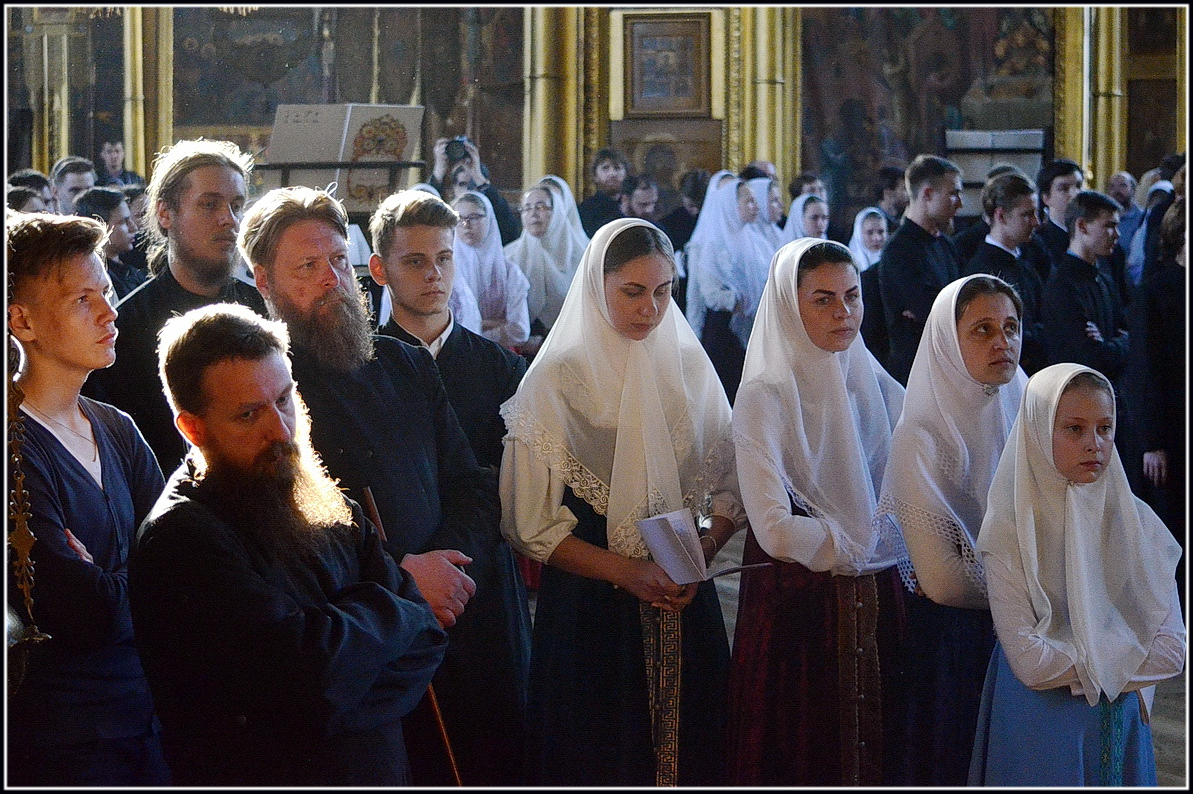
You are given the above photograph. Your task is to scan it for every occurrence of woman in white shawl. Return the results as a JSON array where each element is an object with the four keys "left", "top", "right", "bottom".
[
  {"left": 969, "top": 364, "right": 1184, "bottom": 786},
  {"left": 503, "top": 179, "right": 585, "bottom": 343},
  {"left": 537, "top": 174, "right": 590, "bottom": 260},
  {"left": 683, "top": 168, "right": 735, "bottom": 339},
  {"left": 848, "top": 206, "right": 889, "bottom": 272},
  {"left": 782, "top": 192, "right": 830, "bottom": 243},
  {"left": 726, "top": 238, "right": 906, "bottom": 786},
  {"left": 683, "top": 177, "right": 771, "bottom": 403},
  {"left": 876, "top": 273, "right": 1028, "bottom": 786},
  {"left": 452, "top": 189, "right": 531, "bottom": 348},
  {"left": 747, "top": 176, "right": 786, "bottom": 255},
  {"left": 500, "top": 218, "right": 745, "bottom": 786}
]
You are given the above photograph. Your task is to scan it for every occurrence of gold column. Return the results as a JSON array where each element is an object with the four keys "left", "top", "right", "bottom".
[
  {"left": 522, "top": 7, "right": 582, "bottom": 190},
  {"left": 123, "top": 8, "right": 147, "bottom": 175},
  {"left": 144, "top": 8, "right": 174, "bottom": 163},
  {"left": 1052, "top": 8, "right": 1091, "bottom": 173},
  {"left": 1091, "top": 7, "right": 1125, "bottom": 191},
  {"left": 746, "top": 7, "right": 794, "bottom": 180},
  {"left": 786, "top": 9, "right": 801, "bottom": 181},
  {"left": 724, "top": 7, "right": 744, "bottom": 171},
  {"left": 580, "top": 8, "right": 610, "bottom": 198}
]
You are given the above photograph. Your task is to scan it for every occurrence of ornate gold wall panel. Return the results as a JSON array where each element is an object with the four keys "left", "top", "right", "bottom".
[{"left": 724, "top": 7, "right": 743, "bottom": 171}]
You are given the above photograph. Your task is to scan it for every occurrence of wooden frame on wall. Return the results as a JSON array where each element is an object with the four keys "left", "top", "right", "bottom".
[{"left": 624, "top": 13, "right": 710, "bottom": 118}]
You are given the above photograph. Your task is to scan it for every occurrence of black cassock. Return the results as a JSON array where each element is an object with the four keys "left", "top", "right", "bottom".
[
  {"left": 291, "top": 335, "right": 532, "bottom": 786},
  {"left": 130, "top": 466, "right": 447, "bottom": 787}
]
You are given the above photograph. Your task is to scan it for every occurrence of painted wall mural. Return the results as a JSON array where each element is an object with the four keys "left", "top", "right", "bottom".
[{"left": 801, "top": 7, "right": 1053, "bottom": 228}]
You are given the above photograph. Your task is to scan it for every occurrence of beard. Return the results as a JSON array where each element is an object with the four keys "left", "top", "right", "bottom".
[
  {"left": 267, "top": 276, "right": 375, "bottom": 373},
  {"left": 170, "top": 236, "right": 238, "bottom": 289},
  {"left": 195, "top": 405, "right": 353, "bottom": 568}
]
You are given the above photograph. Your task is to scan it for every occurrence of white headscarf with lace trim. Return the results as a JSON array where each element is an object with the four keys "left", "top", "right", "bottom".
[{"left": 500, "top": 218, "right": 735, "bottom": 557}]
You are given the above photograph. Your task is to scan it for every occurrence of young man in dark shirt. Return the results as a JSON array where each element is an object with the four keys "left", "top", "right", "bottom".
[
  {"left": 877, "top": 154, "right": 964, "bottom": 384},
  {"left": 7, "top": 210, "right": 170, "bottom": 787},
  {"left": 82, "top": 139, "right": 267, "bottom": 473}
]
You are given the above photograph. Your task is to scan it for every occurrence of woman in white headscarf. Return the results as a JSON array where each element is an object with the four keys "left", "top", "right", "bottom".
[
  {"left": 500, "top": 218, "right": 745, "bottom": 786},
  {"left": 876, "top": 273, "right": 1029, "bottom": 786},
  {"left": 782, "top": 193, "right": 830, "bottom": 243},
  {"left": 683, "top": 169, "right": 735, "bottom": 339},
  {"left": 726, "top": 238, "right": 906, "bottom": 786},
  {"left": 683, "top": 177, "right": 771, "bottom": 403},
  {"left": 537, "top": 174, "right": 591, "bottom": 260},
  {"left": 503, "top": 179, "right": 586, "bottom": 345},
  {"left": 848, "top": 206, "right": 889, "bottom": 272},
  {"left": 452, "top": 189, "right": 531, "bottom": 348},
  {"left": 747, "top": 176, "right": 786, "bottom": 255},
  {"left": 969, "top": 364, "right": 1184, "bottom": 786}
]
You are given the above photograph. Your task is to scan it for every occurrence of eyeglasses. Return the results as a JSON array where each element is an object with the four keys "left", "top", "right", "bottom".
[
  {"left": 458, "top": 214, "right": 486, "bottom": 227},
  {"left": 520, "top": 202, "right": 552, "bottom": 215}
]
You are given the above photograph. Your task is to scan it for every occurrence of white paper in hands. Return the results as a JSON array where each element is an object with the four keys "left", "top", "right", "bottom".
[{"left": 636, "top": 508, "right": 772, "bottom": 585}]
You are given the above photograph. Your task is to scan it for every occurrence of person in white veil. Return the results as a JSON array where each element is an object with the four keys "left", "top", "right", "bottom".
[
  {"left": 969, "top": 364, "right": 1184, "bottom": 786},
  {"left": 725, "top": 238, "right": 906, "bottom": 786},
  {"left": 683, "top": 177, "right": 770, "bottom": 403},
  {"left": 452, "top": 189, "right": 531, "bottom": 349},
  {"left": 503, "top": 182, "right": 583, "bottom": 351},
  {"left": 537, "top": 174, "right": 591, "bottom": 260},
  {"left": 782, "top": 192, "right": 830, "bottom": 243},
  {"left": 747, "top": 176, "right": 786, "bottom": 255},
  {"left": 876, "top": 273, "right": 1028, "bottom": 786},
  {"left": 683, "top": 168, "right": 736, "bottom": 340},
  {"left": 499, "top": 218, "right": 745, "bottom": 786},
  {"left": 848, "top": 206, "right": 889, "bottom": 271}
]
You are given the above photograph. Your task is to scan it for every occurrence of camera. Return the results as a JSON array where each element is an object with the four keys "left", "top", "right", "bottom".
[{"left": 445, "top": 136, "right": 471, "bottom": 163}]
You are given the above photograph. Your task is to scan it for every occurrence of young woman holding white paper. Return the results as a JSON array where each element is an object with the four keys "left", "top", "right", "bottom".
[{"left": 499, "top": 218, "right": 746, "bottom": 786}]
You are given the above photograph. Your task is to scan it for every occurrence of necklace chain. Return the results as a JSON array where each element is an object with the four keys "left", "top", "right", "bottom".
[{"left": 22, "top": 400, "right": 98, "bottom": 462}]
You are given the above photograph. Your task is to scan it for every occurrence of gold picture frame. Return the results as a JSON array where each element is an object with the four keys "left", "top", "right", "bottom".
[{"left": 624, "top": 13, "right": 711, "bottom": 119}]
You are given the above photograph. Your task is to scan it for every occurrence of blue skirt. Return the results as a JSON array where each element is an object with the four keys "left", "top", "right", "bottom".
[{"left": 968, "top": 642, "right": 1157, "bottom": 786}]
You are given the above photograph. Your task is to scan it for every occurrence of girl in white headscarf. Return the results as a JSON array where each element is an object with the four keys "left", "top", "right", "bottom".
[
  {"left": 783, "top": 193, "right": 830, "bottom": 243},
  {"left": 500, "top": 218, "right": 745, "bottom": 786},
  {"left": 452, "top": 190, "right": 531, "bottom": 348},
  {"left": 503, "top": 181, "right": 584, "bottom": 339},
  {"left": 684, "top": 177, "right": 771, "bottom": 402},
  {"left": 969, "top": 364, "right": 1184, "bottom": 786},
  {"left": 876, "top": 273, "right": 1028, "bottom": 786},
  {"left": 726, "top": 238, "right": 906, "bottom": 786},
  {"left": 848, "top": 206, "right": 889, "bottom": 271}
]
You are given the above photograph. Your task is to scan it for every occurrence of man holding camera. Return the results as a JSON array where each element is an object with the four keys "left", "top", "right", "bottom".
[{"left": 428, "top": 136, "right": 520, "bottom": 245}]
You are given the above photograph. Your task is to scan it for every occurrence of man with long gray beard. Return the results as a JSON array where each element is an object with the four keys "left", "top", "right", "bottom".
[
  {"left": 128, "top": 303, "right": 447, "bottom": 786},
  {"left": 83, "top": 139, "right": 267, "bottom": 473},
  {"left": 239, "top": 186, "right": 528, "bottom": 785}
]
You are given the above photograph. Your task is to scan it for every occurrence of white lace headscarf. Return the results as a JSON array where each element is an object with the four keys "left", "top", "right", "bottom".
[
  {"left": 877, "top": 274, "right": 1028, "bottom": 594},
  {"left": 977, "top": 364, "right": 1181, "bottom": 705},
  {"left": 747, "top": 176, "right": 786, "bottom": 255},
  {"left": 503, "top": 178, "right": 584, "bottom": 329},
  {"left": 500, "top": 218, "right": 736, "bottom": 558},
  {"left": 848, "top": 206, "right": 886, "bottom": 271},
  {"left": 735, "top": 238, "right": 905, "bottom": 572},
  {"left": 453, "top": 190, "right": 531, "bottom": 347}
]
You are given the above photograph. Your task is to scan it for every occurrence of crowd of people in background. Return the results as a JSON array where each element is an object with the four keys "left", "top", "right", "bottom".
[{"left": 6, "top": 131, "right": 1187, "bottom": 788}]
